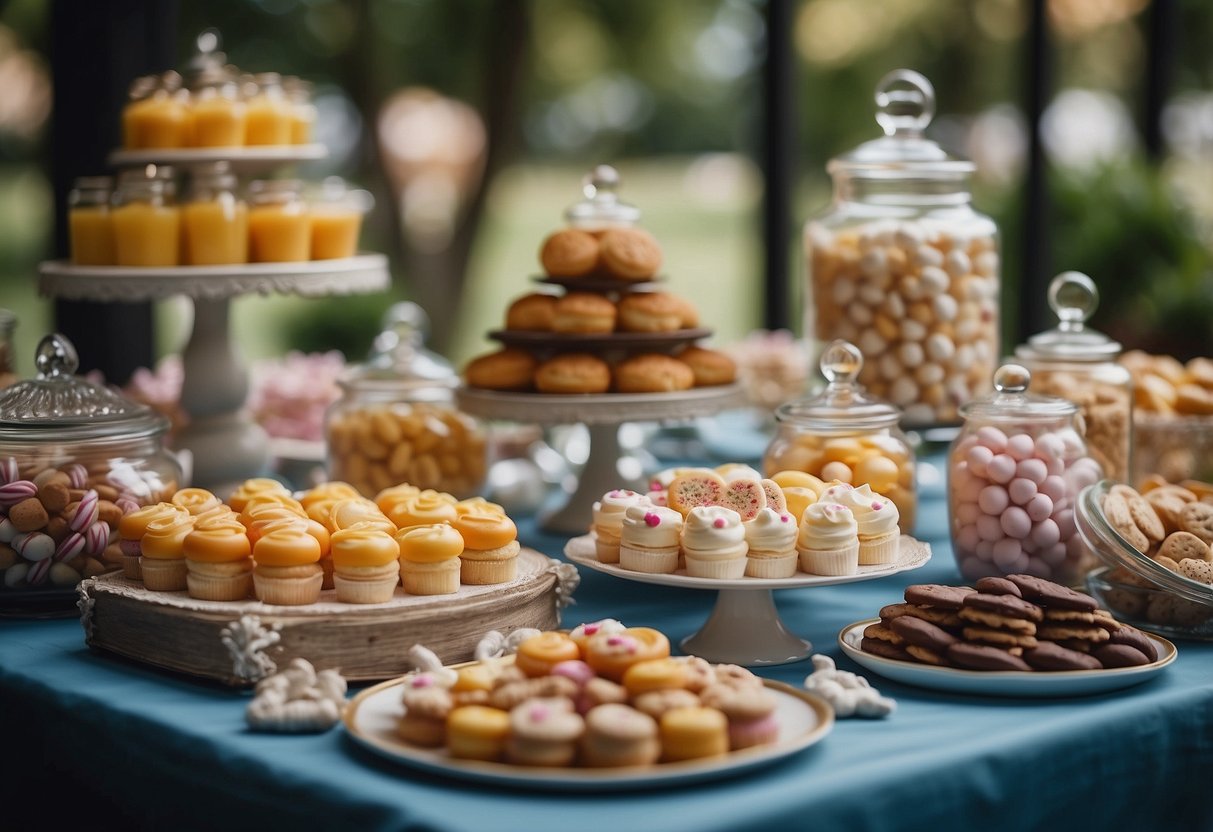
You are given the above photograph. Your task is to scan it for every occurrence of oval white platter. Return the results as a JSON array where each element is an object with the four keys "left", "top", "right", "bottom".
[
  {"left": 838, "top": 619, "right": 1177, "bottom": 698},
  {"left": 343, "top": 673, "right": 833, "bottom": 791},
  {"left": 564, "top": 533, "right": 931, "bottom": 591}
]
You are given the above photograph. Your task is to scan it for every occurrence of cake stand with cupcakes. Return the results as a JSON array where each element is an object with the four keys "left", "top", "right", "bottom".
[{"left": 458, "top": 165, "right": 743, "bottom": 533}]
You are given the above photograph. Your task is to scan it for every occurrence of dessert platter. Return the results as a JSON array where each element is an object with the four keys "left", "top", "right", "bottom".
[{"left": 344, "top": 622, "right": 834, "bottom": 790}]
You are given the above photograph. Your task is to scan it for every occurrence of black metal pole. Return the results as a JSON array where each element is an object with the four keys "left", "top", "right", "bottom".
[
  {"left": 1143, "top": 0, "right": 1177, "bottom": 160},
  {"left": 761, "top": 0, "right": 794, "bottom": 332},
  {"left": 1020, "top": 0, "right": 1051, "bottom": 344},
  {"left": 50, "top": 0, "right": 178, "bottom": 384}
]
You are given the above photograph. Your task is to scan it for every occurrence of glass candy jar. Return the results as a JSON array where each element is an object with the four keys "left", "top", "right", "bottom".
[
  {"left": 948, "top": 363, "right": 1103, "bottom": 585},
  {"left": 563, "top": 164, "right": 640, "bottom": 233},
  {"left": 1015, "top": 272, "right": 1132, "bottom": 482},
  {"left": 326, "top": 303, "right": 487, "bottom": 499},
  {"left": 0, "top": 334, "right": 182, "bottom": 614},
  {"left": 764, "top": 340, "right": 916, "bottom": 533},
  {"left": 805, "top": 69, "right": 1000, "bottom": 428}
]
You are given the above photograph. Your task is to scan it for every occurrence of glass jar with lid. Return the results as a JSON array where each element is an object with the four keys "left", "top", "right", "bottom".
[
  {"left": 283, "top": 77, "right": 316, "bottom": 145},
  {"left": 122, "top": 71, "right": 188, "bottom": 150},
  {"left": 563, "top": 164, "right": 641, "bottom": 234},
  {"left": 763, "top": 340, "right": 916, "bottom": 532},
  {"left": 244, "top": 72, "right": 293, "bottom": 146},
  {"left": 111, "top": 165, "right": 180, "bottom": 267},
  {"left": 69, "top": 176, "right": 115, "bottom": 266},
  {"left": 326, "top": 303, "right": 487, "bottom": 499},
  {"left": 248, "top": 179, "right": 310, "bottom": 262},
  {"left": 0, "top": 333, "right": 182, "bottom": 615},
  {"left": 182, "top": 162, "right": 248, "bottom": 265},
  {"left": 805, "top": 69, "right": 999, "bottom": 428},
  {"left": 309, "top": 176, "right": 373, "bottom": 260},
  {"left": 948, "top": 363, "right": 1104, "bottom": 585},
  {"left": 1014, "top": 271, "right": 1132, "bottom": 482}
]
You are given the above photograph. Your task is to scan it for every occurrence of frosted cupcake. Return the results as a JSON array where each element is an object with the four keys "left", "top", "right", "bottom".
[
  {"left": 682, "top": 506, "right": 747, "bottom": 580},
  {"left": 796, "top": 502, "right": 858, "bottom": 576},
  {"left": 592, "top": 489, "right": 650, "bottom": 564},
  {"left": 618, "top": 505, "right": 682, "bottom": 574},
  {"left": 843, "top": 484, "right": 900, "bottom": 565},
  {"left": 743, "top": 508, "right": 799, "bottom": 578},
  {"left": 330, "top": 525, "right": 401, "bottom": 603}
]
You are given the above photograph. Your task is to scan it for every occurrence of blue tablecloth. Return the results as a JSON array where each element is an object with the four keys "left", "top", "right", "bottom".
[{"left": 3, "top": 460, "right": 1213, "bottom": 831}]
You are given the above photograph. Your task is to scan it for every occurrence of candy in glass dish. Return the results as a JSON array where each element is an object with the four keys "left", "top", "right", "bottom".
[
  {"left": 0, "top": 333, "right": 181, "bottom": 615},
  {"left": 326, "top": 302, "right": 487, "bottom": 499},
  {"left": 804, "top": 69, "right": 999, "bottom": 427},
  {"left": 1014, "top": 271, "right": 1131, "bottom": 482},
  {"left": 948, "top": 363, "right": 1103, "bottom": 585},
  {"left": 763, "top": 339, "right": 915, "bottom": 533}
]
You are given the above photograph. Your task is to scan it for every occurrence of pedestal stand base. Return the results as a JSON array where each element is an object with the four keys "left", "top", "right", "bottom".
[
  {"left": 175, "top": 412, "right": 270, "bottom": 493},
  {"left": 679, "top": 589, "right": 812, "bottom": 666},
  {"left": 540, "top": 425, "right": 647, "bottom": 535}
]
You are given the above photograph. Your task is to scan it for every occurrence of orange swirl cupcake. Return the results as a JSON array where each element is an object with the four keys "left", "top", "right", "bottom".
[
  {"left": 396, "top": 524, "right": 463, "bottom": 595},
  {"left": 514, "top": 631, "right": 581, "bottom": 677},
  {"left": 374, "top": 483, "right": 421, "bottom": 517},
  {"left": 252, "top": 523, "right": 324, "bottom": 605},
  {"left": 238, "top": 492, "right": 305, "bottom": 525},
  {"left": 455, "top": 497, "right": 506, "bottom": 517},
  {"left": 183, "top": 511, "right": 253, "bottom": 601},
  {"left": 584, "top": 627, "right": 672, "bottom": 682},
  {"left": 300, "top": 481, "right": 361, "bottom": 510},
  {"left": 117, "top": 502, "right": 189, "bottom": 581},
  {"left": 328, "top": 498, "right": 397, "bottom": 535},
  {"left": 451, "top": 512, "right": 519, "bottom": 585},
  {"left": 140, "top": 511, "right": 198, "bottom": 591},
  {"left": 384, "top": 491, "right": 458, "bottom": 530},
  {"left": 170, "top": 487, "right": 222, "bottom": 517},
  {"left": 228, "top": 478, "right": 292, "bottom": 513},
  {"left": 241, "top": 504, "right": 307, "bottom": 539},
  {"left": 330, "top": 525, "right": 401, "bottom": 604},
  {"left": 247, "top": 511, "right": 335, "bottom": 589}
]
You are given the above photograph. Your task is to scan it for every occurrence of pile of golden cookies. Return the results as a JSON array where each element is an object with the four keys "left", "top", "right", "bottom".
[{"left": 1123, "top": 351, "right": 1213, "bottom": 416}]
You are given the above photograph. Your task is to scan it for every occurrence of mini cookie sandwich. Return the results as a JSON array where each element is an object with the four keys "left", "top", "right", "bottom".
[
  {"left": 584, "top": 627, "right": 671, "bottom": 682},
  {"left": 614, "top": 354, "right": 695, "bottom": 394},
  {"left": 398, "top": 675, "right": 454, "bottom": 747},
  {"left": 506, "top": 698, "right": 586, "bottom": 767},
  {"left": 252, "top": 522, "right": 324, "bottom": 605},
  {"left": 465, "top": 348, "right": 538, "bottom": 392},
  {"left": 170, "top": 487, "right": 222, "bottom": 517},
  {"left": 505, "top": 292, "right": 559, "bottom": 332},
  {"left": 452, "top": 512, "right": 519, "bottom": 585},
  {"left": 743, "top": 507, "right": 799, "bottom": 578},
  {"left": 569, "top": 618, "right": 626, "bottom": 656},
  {"left": 117, "top": 502, "right": 189, "bottom": 581},
  {"left": 446, "top": 705, "right": 512, "bottom": 762},
  {"left": 540, "top": 228, "right": 600, "bottom": 278},
  {"left": 598, "top": 227, "right": 662, "bottom": 281},
  {"left": 489, "top": 675, "right": 579, "bottom": 711},
  {"left": 618, "top": 505, "right": 682, "bottom": 574},
  {"left": 796, "top": 501, "right": 859, "bottom": 576},
  {"left": 1021, "top": 641, "right": 1102, "bottom": 672},
  {"left": 660, "top": 706, "right": 729, "bottom": 762},
  {"left": 515, "top": 631, "right": 582, "bottom": 678},
  {"left": 396, "top": 523, "right": 464, "bottom": 595},
  {"left": 577, "top": 677, "right": 629, "bottom": 714},
  {"left": 139, "top": 510, "right": 197, "bottom": 591},
  {"left": 182, "top": 510, "right": 253, "bottom": 601},
  {"left": 617, "top": 291, "right": 684, "bottom": 333},
  {"left": 228, "top": 478, "right": 292, "bottom": 514},
  {"left": 631, "top": 689, "right": 702, "bottom": 720},
  {"left": 678, "top": 346, "right": 736, "bottom": 387},
  {"left": 581, "top": 704, "right": 661, "bottom": 768},
  {"left": 534, "top": 353, "right": 612, "bottom": 395},
  {"left": 551, "top": 292, "right": 617, "bottom": 334},
  {"left": 843, "top": 484, "right": 900, "bottom": 565},
  {"left": 700, "top": 683, "right": 780, "bottom": 750},
  {"left": 888, "top": 615, "right": 959, "bottom": 668},
  {"left": 681, "top": 506, "right": 748, "bottom": 580},
  {"left": 622, "top": 658, "right": 690, "bottom": 697},
  {"left": 330, "top": 525, "right": 401, "bottom": 603},
  {"left": 591, "top": 489, "right": 649, "bottom": 564},
  {"left": 947, "top": 642, "right": 1033, "bottom": 672},
  {"left": 450, "top": 663, "right": 498, "bottom": 707}
]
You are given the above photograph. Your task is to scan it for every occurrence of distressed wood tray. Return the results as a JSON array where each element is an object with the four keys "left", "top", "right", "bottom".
[{"left": 77, "top": 548, "right": 576, "bottom": 687}]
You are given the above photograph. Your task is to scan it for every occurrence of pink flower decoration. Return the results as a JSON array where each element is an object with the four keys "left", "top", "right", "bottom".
[
  {"left": 713, "top": 518, "right": 726, "bottom": 528},
  {"left": 780, "top": 515, "right": 790, "bottom": 523},
  {"left": 871, "top": 502, "right": 883, "bottom": 510},
  {"left": 644, "top": 512, "right": 661, "bottom": 527}
]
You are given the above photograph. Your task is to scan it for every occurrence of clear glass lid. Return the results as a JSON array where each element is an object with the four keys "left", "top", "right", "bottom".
[
  {"left": 0, "top": 333, "right": 168, "bottom": 441},
  {"left": 341, "top": 302, "right": 455, "bottom": 394},
  {"left": 1016, "top": 271, "right": 1122, "bottom": 362},
  {"left": 959, "top": 363, "right": 1077, "bottom": 422},
  {"left": 563, "top": 164, "right": 641, "bottom": 227},
  {"left": 775, "top": 340, "right": 902, "bottom": 430},
  {"left": 828, "top": 69, "right": 975, "bottom": 181}
]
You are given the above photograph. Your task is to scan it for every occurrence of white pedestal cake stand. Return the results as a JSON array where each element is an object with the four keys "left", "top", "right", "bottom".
[
  {"left": 564, "top": 533, "right": 931, "bottom": 666},
  {"left": 39, "top": 255, "right": 389, "bottom": 490},
  {"left": 456, "top": 384, "right": 744, "bottom": 535}
]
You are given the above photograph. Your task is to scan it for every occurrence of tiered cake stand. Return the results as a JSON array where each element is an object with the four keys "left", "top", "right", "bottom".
[{"left": 39, "top": 147, "right": 390, "bottom": 491}]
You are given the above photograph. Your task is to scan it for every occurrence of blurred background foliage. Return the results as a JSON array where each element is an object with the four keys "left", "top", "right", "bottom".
[{"left": 0, "top": 0, "right": 1212, "bottom": 379}]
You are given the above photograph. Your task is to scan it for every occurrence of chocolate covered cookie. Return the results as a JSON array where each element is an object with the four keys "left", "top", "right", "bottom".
[
  {"left": 890, "top": 615, "right": 959, "bottom": 653},
  {"left": 962, "top": 592, "right": 1045, "bottom": 623},
  {"left": 904, "top": 584, "right": 976, "bottom": 610},
  {"left": 1005, "top": 574, "right": 1100, "bottom": 612},
  {"left": 1107, "top": 625, "right": 1158, "bottom": 662},
  {"left": 947, "top": 642, "right": 1033, "bottom": 672},
  {"left": 1022, "top": 642, "right": 1102, "bottom": 672},
  {"left": 1092, "top": 643, "right": 1152, "bottom": 668},
  {"left": 974, "top": 576, "right": 1022, "bottom": 597}
]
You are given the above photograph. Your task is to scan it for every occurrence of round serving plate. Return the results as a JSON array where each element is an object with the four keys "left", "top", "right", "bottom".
[
  {"left": 107, "top": 144, "right": 328, "bottom": 172},
  {"left": 343, "top": 673, "right": 833, "bottom": 791},
  {"left": 487, "top": 327, "right": 712, "bottom": 354},
  {"left": 838, "top": 618, "right": 1176, "bottom": 697},
  {"left": 455, "top": 383, "right": 744, "bottom": 427},
  {"left": 532, "top": 274, "right": 663, "bottom": 294}
]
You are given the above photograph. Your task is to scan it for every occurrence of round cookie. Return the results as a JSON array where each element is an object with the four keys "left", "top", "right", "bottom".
[
  {"left": 551, "top": 292, "right": 617, "bottom": 334},
  {"left": 863, "top": 622, "right": 906, "bottom": 645},
  {"left": 505, "top": 292, "right": 558, "bottom": 331},
  {"left": 1178, "top": 502, "right": 1213, "bottom": 545},
  {"left": 1092, "top": 643, "right": 1152, "bottom": 668},
  {"left": 974, "top": 576, "right": 1022, "bottom": 597},
  {"left": 678, "top": 346, "right": 737, "bottom": 387},
  {"left": 1159, "top": 531, "right": 1211, "bottom": 564},
  {"left": 905, "top": 645, "right": 949, "bottom": 666},
  {"left": 616, "top": 291, "right": 683, "bottom": 333},
  {"left": 961, "top": 627, "right": 1037, "bottom": 649},
  {"left": 1005, "top": 574, "right": 1100, "bottom": 612},
  {"left": 614, "top": 354, "right": 695, "bottom": 393},
  {"left": 540, "top": 228, "right": 599, "bottom": 277},
  {"left": 1108, "top": 625, "right": 1158, "bottom": 662},
  {"left": 1177, "top": 558, "right": 1213, "bottom": 585},
  {"left": 889, "top": 615, "right": 958, "bottom": 653},
  {"left": 598, "top": 228, "right": 662, "bottom": 281},
  {"left": 1102, "top": 491, "right": 1150, "bottom": 553},
  {"left": 947, "top": 642, "right": 1034, "bottom": 671},
  {"left": 962, "top": 592, "right": 1045, "bottom": 622},
  {"left": 1022, "top": 641, "right": 1101, "bottom": 671},
  {"left": 904, "top": 584, "right": 976, "bottom": 610},
  {"left": 860, "top": 636, "right": 912, "bottom": 662},
  {"left": 534, "top": 353, "right": 612, "bottom": 394},
  {"left": 465, "top": 348, "right": 537, "bottom": 391}
]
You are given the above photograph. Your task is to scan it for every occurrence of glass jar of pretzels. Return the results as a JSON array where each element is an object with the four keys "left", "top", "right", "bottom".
[
  {"left": 764, "top": 340, "right": 916, "bottom": 533},
  {"left": 804, "top": 69, "right": 1000, "bottom": 429},
  {"left": 325, "top": 303, "right": 487, "bottom": 499},
  {"left": 1014, "top": 271, "right": 1132, "bottom": 483}
]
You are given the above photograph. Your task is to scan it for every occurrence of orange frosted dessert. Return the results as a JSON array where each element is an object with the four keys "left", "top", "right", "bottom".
[
  {"left": 183, "top": 511, "right": 253, "bottom": 601},
  {"left": 140, "top": 511, "right": 197, "bottom": 591},
  {"left": 452, "top": 512, "right": 519, "bottom": 585},
  {"left": 396, "top": 524, "right": 463, "bottom": 595},
  {"left": 454, "top": 497, "right": 507, "bottom": 517},
  {"left": 117, "top": 502, "right": 189, "bottom": 581},
  {"left": 301, "top": 481, "right": 361, "bottom": 511},
  {"left": 238, "top": 493, "right": 306, "bottom": 528},
  {"left": 374, "top": 483, "right": 421, "bottom": 518},
  {"left": 252, "top": 523, "right": 323, "bottom": 605},
  {"left": 228, "top": 478, "right": 292, "bottom": 513},
  {"left": 330, "top": 525, "right": 401, "bottom": 603},
  {"left": 171, "top": 487, "right": 222, "bottom": 517},
  {"left": 327, "top": 498, "right": 397, "bottom": 535},
  {"left": 385, "top": 490, "right": 458, "bottom": 530}
]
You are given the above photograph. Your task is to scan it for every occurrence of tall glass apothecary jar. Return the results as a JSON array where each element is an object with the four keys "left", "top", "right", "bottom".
[
  {"left": 805, "top": 69, "right": 1000, "bottom": 428},
  {"left": 1014, "top": 272, "right": 1132, "bottom": 483}
]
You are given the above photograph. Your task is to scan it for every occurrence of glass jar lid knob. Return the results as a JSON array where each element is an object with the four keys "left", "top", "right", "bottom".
[
  {"left": 583, "top": 164, "right": 620, "bottom": 201},
  {"left": 565, "top": 163, "right": 640, "bottom": 225},
  {"left": 874, "top": 69, "right": 935, "bottom": 138},
  {"left": 34, "top": 333, "right": 78, "bottom": 380},
  {"left": 993, "top": 363, "right": 1031, "bottom": 396},
  {"left": 1048, "top": 271, "right": 1098, "bottom": 333},
  {"left": 820, "top": 339, "right": 863, "bottom": 388}
]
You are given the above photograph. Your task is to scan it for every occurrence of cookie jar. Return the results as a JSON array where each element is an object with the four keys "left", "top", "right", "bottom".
[
  {"left": 0, "top": 334, "right": 181, "bottom": 615},
  {"left": 763, "top": 340, "right": 916, "bottom": 532},
  {"left": 805, "top": 69, "right": 999, "bottom": 428},
  {"left": 948, "top": 363, "right": 1103, "bottom": 585},
  {"left": 1014, "top": 271, "right": 1132, "bottom": 482},
  {"left": 326, "top": 303, "right": 487, "bottom": 499}
]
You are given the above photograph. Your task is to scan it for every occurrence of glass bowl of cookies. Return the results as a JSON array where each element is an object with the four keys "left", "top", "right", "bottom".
[
  {"left": 1075, "top": 480, "right": 1213, "bottom": 640},
  {"left": 1122, "top": 351, "right": 1213, "bottom": 483}
]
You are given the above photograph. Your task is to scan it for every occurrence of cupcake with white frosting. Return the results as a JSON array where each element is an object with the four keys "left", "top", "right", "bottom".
[
  {"left": 592, "top": 490, "right": 650, "bottom": 563},
  {"left": 796, "top": 501, "right": 858, "bottom": 576},
  {"left": 682, "top": 506, "right": 748, "bottom": 579},
  {"left": 618, "top": 505, "right": 683, "bottom": 574},
  {"left": 843, "top": 484, "right": 900, "bottom": 564},
  {"left": 743, "top": 508, "right": 799, "bottom": 578}
]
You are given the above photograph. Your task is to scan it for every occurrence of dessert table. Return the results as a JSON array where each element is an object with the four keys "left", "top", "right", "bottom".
[{"left": 2, "top": 456, "right": 1212, "bottom": 831}]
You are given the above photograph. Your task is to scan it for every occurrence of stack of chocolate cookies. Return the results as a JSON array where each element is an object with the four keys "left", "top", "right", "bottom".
[{"left": 862, "top": 574, "right": 1158, "bottom": 671}]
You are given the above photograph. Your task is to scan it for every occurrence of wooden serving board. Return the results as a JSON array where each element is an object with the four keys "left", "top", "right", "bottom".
[{"left": 78, "top": 548, "right": 569, "bottom": 687}]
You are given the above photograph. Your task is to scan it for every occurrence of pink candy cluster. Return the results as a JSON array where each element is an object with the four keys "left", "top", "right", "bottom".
[
  {"left": 248, "top": 351, "right": 346, "bottom": 441},
  {"left": 950, "top": 425, "right": 1102, "bottom": 582}
]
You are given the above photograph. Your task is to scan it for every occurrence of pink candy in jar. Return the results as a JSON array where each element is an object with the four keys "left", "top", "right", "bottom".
[{"left": 948, "top": 364, "right": 1103, "bottom": 585}]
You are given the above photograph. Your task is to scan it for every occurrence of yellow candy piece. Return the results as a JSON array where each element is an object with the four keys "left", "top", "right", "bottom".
[
  {"left": 854, "top": 455, "right": 900, "bottom": 493},
  {"left": 769, "top": 470, "right": 827, "bottom": 493}
]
